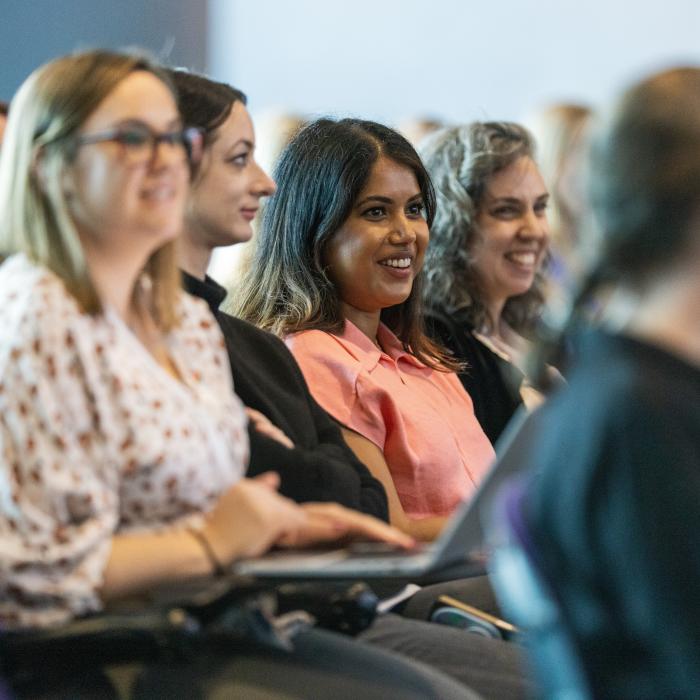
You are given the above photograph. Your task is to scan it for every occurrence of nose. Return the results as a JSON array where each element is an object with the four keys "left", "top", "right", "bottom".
[
  {"left": 388, "top": 212, "right": 418, "bottom": 245},
  {"left": 150, "top": 137, "right": 186, "bottom": 171},
  {"left": 519, "top": 208, "right": 549, "bottom": 243},
  {"left": 251, "top": 160, "right": 276, "bottom": 197}
]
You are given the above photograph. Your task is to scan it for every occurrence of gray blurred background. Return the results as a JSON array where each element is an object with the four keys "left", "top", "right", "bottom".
[{"left": 3, "top": 0, "right": 700, "bottom": 126}]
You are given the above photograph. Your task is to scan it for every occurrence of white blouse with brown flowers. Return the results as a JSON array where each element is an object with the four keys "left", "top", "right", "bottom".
[{"left": 0, "top": 254, "right": 249, "bottom": 629}]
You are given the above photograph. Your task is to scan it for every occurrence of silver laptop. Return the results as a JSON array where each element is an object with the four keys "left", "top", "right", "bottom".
[{"left": 234, "top": 407, "right": 538, "bottom": 579}]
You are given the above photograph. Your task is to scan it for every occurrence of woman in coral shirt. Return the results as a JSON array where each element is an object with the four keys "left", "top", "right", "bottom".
[{"left": 231, "top": 119, "right": 495, "bottom": 541}]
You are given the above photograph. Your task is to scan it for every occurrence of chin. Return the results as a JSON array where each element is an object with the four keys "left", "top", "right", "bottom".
[{"left": 227, "top": 224, "right": 254, "bottom": 245}]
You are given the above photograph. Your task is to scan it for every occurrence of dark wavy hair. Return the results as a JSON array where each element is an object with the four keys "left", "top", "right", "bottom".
[
  {"left": 229, "top": 117, "right": 457, "bottom": 370},
  {"left": 419, "top": 121, "right": 546, "bottom": 334},
  {"left": 167, "top": 69, "right": 246, "bottom": 171}
]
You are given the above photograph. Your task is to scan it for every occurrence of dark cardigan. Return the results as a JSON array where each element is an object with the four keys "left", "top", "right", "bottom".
[
  {"left": 425, "top": 307, "right": 524, "bottom": 446},
  {"left": 182, "top": 272, "right": 389, "bottom": 521}
]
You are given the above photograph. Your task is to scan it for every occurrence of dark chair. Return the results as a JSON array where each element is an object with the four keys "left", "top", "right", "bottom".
[{"left": 487, "top": 478, "right": 591, "bottom": 700}]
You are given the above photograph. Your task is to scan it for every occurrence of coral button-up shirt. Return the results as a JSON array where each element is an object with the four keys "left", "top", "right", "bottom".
[{"left": 286, "top": 320, "right": 495, "bottom": 518}]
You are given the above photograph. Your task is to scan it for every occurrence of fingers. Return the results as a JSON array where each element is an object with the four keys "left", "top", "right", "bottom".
[
  {"left": 252, "top": 472, "right": 281, "bottom": 490},
  {"left": 276, "top": 514, "right": 346, "bottom": 548},
  {"left": 246, "top": 408, "right": 294, "bottom": 449},
  {"left": 300, "top": 503, "right": 416, "bottom": 549}
]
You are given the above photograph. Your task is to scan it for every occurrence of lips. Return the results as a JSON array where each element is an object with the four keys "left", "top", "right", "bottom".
[
  {"left": 141, "top": 183, "right": 177, "bottom": 201},
  {"left": 240, "top": 208, "right": 258, "bottom": 221}
]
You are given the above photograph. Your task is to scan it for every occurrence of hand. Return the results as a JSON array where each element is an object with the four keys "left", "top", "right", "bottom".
[
  {"left": 202, "top": 473, "right": 309, "bottom": 563},
  {"left": 246, "top": 408, "right": 294, "bottom": 449},
  {"left": 277, "top": 502, "right": 416, "bottom": 550}
]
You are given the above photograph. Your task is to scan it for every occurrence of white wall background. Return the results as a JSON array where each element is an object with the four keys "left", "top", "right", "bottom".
[{"left": 209, "top": 0, "right": 700, "bottom": 126}]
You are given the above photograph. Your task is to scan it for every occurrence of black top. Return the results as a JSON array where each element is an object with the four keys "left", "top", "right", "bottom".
[
  {"left": 183, "top": 272, "right": 388, "bottom": 521},
  {"left": 425, "top": 308, "right": 524, "bottom": 445},
  {"left": 522, "top": 331, "right": 700, "bottom": 699}
]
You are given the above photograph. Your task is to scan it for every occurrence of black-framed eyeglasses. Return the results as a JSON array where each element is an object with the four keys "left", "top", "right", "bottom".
[{"left": 73, "top": 124, "right": 204, "bottom": 167}]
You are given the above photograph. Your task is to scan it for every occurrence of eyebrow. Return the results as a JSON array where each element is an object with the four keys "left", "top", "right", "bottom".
[
  {"left": 355, "top": 193, "right": 423, "bottom": 207},
  {"left": 488, "top": 193, "right": 549, "bottom": 205},
  {"left": 225, "top": 138, "right": 254, "bottom": 154},
  {"left": 112, "top": 117, "right": 183, "bottom": 130}
]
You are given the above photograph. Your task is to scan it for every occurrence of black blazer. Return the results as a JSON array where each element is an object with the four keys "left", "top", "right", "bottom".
[
  {"left": 425, "top": 307, "right": 524, "bottom": 445},
  {"left": 183, "top": 272, "right": 388, "bottom": 521}
]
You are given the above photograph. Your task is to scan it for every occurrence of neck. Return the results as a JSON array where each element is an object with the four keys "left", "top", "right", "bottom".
[
  {"left": 179, "top": 229, "right": 213, "bottom": 281},
  {"left": 482, "top": 296, "right": 507, "bottom": 339},
  {"left": 80, "top": 236, "right": 150, "bottom": 321},
  {"left": 604, "top": 270, "right": 700, "bottom": 368},
  {"left": 340, "top": 301, "right": 382, "bottom": 345}
]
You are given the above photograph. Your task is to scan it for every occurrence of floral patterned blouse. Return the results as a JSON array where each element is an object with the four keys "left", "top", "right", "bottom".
[{"left": 0, "top": 254, "right": 249, "bottom": 629}]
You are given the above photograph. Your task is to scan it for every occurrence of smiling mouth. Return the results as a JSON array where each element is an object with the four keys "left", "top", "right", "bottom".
[
  {"left": 142, "top": 184, "right": 176, "bottom": 201},
  {"left": 504, "top": 251, "right": 538, "bottom": 268},
  {"left": 378, "top": 256, "right": 412, "bottom": 269}
]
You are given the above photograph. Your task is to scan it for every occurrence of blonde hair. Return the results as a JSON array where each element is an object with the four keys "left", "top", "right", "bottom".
[{"left": 0, "top": 49, "right": 181, "bottom": 329}]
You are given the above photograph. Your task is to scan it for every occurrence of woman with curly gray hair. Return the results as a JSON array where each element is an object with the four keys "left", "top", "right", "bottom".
[{"left": 419, "top": 122, "right": 550, "bottom": 444}]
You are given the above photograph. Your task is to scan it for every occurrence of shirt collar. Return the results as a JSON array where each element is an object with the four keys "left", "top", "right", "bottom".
[
  {"left": 181, "top": 271, "right": 227, "bottom": 315},
  {"left": 338, "top": 319, "right": 428, "bottom": 371}
]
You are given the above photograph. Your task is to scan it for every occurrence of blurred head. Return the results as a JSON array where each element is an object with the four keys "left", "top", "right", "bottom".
[
  {"left": 0, "top": 50, "right": 194, "bottom": 326},
  {"left": 0, "top": 101, "right": 8, "bottom": 146},
  {"left": 588, "top": 67, "right": 700, "bottom": 291},
  {"left": 169, "top": 70, "right": 275, "bottom": 250},
  {"left": 398, "top": 116, "right": 445, "bottom": 148},
  {"left": 420, "top": 121, "right": 549, "bottom": 333},
  {"left": 232, "top": 117, "right": 454, "bottom": 368},
  {"left": 528, "top": 103, "right": 592, "bottom": 248}
]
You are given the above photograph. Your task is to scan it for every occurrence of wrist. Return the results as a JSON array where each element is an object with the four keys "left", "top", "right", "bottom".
[{"left": 187, "top": 526, "right": 226, "bottom": 577}]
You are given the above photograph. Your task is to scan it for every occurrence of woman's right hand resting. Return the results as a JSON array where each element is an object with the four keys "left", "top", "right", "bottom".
[
  {"left": 202, "top": 472, "right": 414, "bottom": 568},
  {"left": 103, "top": 472, "right": 413, "bottom": 601}
]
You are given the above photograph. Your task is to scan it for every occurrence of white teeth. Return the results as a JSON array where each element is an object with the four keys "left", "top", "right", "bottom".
[
  {"left": 144, "top": 186, "right": 174, "bottom": 200},
  {"left": 506, "top": 252, "right": 536, "bottom": 266},
  {"left": 379, "top": 257, "right": 411, "bottom": 268}
]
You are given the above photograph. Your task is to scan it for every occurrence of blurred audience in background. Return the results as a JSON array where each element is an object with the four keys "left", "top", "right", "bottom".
[
  {"left": 527, "top": 103, "right": 593, "bottom": 322},
  {"left": 398, "top": 116, "right": 446, "bottom": 147}
]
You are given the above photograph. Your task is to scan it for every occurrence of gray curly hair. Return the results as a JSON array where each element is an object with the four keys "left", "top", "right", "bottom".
[{"left": 419, "top": 121, "right": 547, "bottom": 334}]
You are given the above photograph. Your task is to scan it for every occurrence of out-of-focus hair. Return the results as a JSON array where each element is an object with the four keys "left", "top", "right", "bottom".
[
  {"left": 533, "top": 67, "right": 700, "bottom": 389},
  {"left": 0, "top": 49, "right": 181, "bottom": 327},
  {"left": 0, "top": 101, "right": 8, "bottom": 116},
  {"left": 230, "top": 117, "right": 458, "bottom": 370},
  {"left": 528, "top": 104, "right": 591, "bottom": 243},
  {"left": 419, "top": 121, "right": 546, "bottom": 334}
]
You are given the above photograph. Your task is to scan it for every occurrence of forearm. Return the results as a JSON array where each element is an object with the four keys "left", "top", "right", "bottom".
[{"left": 101, "top": 527, "right": 213, "bottom": 602}]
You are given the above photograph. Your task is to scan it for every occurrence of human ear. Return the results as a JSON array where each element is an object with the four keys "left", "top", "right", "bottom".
[{"left": 32, "top": 146, "right": 77, "bottom": 200}]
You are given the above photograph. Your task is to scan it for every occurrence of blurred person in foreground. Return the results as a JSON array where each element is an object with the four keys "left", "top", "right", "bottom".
[{"left": 513, "top": 67, "right": 700, "bottom": 698}]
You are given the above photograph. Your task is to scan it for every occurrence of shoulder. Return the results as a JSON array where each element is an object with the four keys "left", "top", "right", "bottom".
[
  {"left": 0, "top": 255, "right": 85, "bottom": 352},
  {"left": 286, "top": 329, "right": 352, "bottom": 359},
  {"left": 218, "top": 311, "right": 292, "bottom": 356}
]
